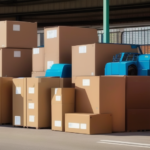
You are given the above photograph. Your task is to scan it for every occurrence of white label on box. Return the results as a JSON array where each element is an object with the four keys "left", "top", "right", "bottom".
[
  {"left": 16, "top": 87, "right": 21, "bottom": 94},
  {"left": 47, "top": 61, "right": 54, "bottom": 69},
  {"left": 2, "top": 45, "right": 5, "bottom": 47},
  {"left": 33, "top": 48, "right": 39, "bottom": 54},
  {"left": 80, "top": 124, "right": 87, "bottom": 129},
  {"left": 14, "top": 51, "right": 21, "bottom": 57},
  {"left": 56, "top": 96, "right": 61, "bottom": 101},
  {"left": 29, "top": 103, "right": 34, "bottom": 109},
  {"left": 83, "top": 79, "right": 90, "bottom": 86},
  {"left": 47, "top": 30, "right": 57, "bottom": 39},
  {"left": 29, "top": 88, "right": 34, "bottom": 94},
  {"left": 91, "top": 72, "right": 94, "bottom": 76},
  {"left": 15, "top": 116, "right": 21, "bottom": 125},
  {"left": 68, "top": 123, "right": 80, "bottom": 129},
  {"left": 13, "top": 24, "right": 20, "bottom": 31},
  {"left": 55, "top": 121, "right": 61, "bottom": 127},
  {"left": 29, "top": 116, "right": 35, "bottom": 122},
  {"left": 55, "top": 88, "right": 58, "bottom": 94},
  {"left": 79, "top": 46, "right": 86, "bottom": 53}
]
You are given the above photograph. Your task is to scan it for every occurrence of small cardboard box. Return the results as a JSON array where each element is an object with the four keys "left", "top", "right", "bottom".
[
  {"left": 51, "top": 88, "right": 75, "bottom": 131},
  {"left": 65, "top": 113, "right": 112, "bottom": 135}
]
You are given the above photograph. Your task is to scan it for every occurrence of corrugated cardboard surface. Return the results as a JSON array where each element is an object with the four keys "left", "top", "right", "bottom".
[
  {"left": 51, "top": 88, "right": 75, "bottom": 131},
  {"left": 75, "top": 76, "right": 126, "bottom": 132},
  {"left": 65, "top": 113, "right": 112, "bottom": 134},
  {"left": 44, "top": 26, "right": 98, "bottom": 70},
  {"left": 31, "top": 72, "right": 45, "bottom": 77},
  {"left": 0, "top": 77, "right": 12, "bottom": 124},
  {"left": 127, "top": 109, "right": 150, "bottom": 131},
  {"left": 0, "top": 21, "right": 37, "bottom": 48},
  {"left": 13, "top": 78, "right": 27, "bottom": 126},
  {"left": 72, "top": 43, "right": 138, "bottom": 83},
  {"left": 32, "top": 48, "right": 44, "bottom": 72},
  {"left": 0, "top": 48, "right": 32, "bottom": 77}
]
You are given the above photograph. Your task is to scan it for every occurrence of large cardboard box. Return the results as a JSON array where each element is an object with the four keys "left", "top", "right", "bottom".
[
  {"left": 13, "top": 78, "right": 27, "bottom": 126},
  {"left": 127, "top": 109, "right": 150, "bottom": 131},
  {"left": 0, "top": 77, "right": 12, "bottom": 124},
  {"left": 0, "top": 21, "right": 37, "bottom": 48},
  {"left": 44, "top": 26, "right": 98, "bottom": 70},
  {"left": 32, "top": 72, "right": 45, "bottom": 77},
  {"left": 75, "top": 76, "right": 126, "bottom": 132},
  {"left": 65, "top": 114, "right": 112, "bottom": 134},
  {"left": 72, "top": 43, "right": 138, "bottom": 83},
  {"left": 0, "top": 48, "right": 32, "bottom": 77},
  {"left": 32, "top": 48, "right": 45, "bottom": 72},
  {"left": 51, "top": 88, "right": 75, "bottom": 131},
  {"left": 126, "top": 76, "right": 150, "bottom": 109}
]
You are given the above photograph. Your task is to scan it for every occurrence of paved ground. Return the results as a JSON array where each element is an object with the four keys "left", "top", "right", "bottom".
[{"left": 0, "top": 125, "right": 150, "bottom": 150}]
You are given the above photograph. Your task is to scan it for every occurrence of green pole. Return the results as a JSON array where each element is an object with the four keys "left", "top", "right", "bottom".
[{"left": 103, "top": 0, "right": 109, "bottom": 43}]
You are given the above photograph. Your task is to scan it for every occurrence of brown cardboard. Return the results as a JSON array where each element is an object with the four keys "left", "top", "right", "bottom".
[
  {"left": 60, "top": 78, "right": 72, "bottom": 88},
  {"left": 0, "top": 21, "right": 37, "bottom": 48},
  {"left": 51, "top": 88, "right": 75, "bottom": 131},
  {"left": 127, "top": 109, "right": 150, "bottom": 131},
  {"left": 32, "top": 48, "right": 45, "bottom": 72},
  {"left": 75, "top": 76, "right": 126, "bottom": 132},
  {"left": 0, "top": 77, "right": 12, "bottom": 124},
  {"left": 126, "top": 76, "right": 150, "bottom": 109},
  {"left": 44, "top": 26, "right": 98, "bottom": 70},
  {"left": 65, "top": 113, "right": 112, "bottom": 135},
  {"left": 32, "top": 72, "right": 45, "bottom": 77},
  {"left": 72, "top": 43, "right": 138, "bottom": 83},
  {"left": 12, "top": 78, "right": 27, "bottom": 126},
  {"left": 0, "top": 48, "right": 32, "bottom": 77}
]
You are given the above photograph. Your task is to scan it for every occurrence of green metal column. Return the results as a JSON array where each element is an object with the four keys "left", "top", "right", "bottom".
[{"left": 103, "top": 0, "right": 109, "bottom": 43}]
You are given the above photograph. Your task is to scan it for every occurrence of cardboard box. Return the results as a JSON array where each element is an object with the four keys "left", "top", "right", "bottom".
[
  {"left": 126, "top": 76, "right": 150, "bottom": 109},
  {"left": 44, "top": 26, "right": 98, "bottom": 70},
  {"left": 65, "top": 113, "right": 112, "bottom": 134},
  {"left": 32, "top": 48, "right": 45, "bottom": 72},
  {"left": 75, "top": 76, "right": 126, "bottom": 132},
  {"left": 0, "top": 77, "right": 12, "bottom": 124},
  {"left": 51, "top": 88, "right": 75, "bottom": 131},
  {"left": 127, "top": 109, "right": 150, "bottom": 131},
  {"left": 26, "top": 78, "right": 72, "bottom": 128},
  {"left": 0, "top": 21, "right": 37, "bottom": 48},
  {"left": 72, "top": 43, "right": 138, "bottom": 83},
  {"left": 0, "top": 48, "right": 32, "bottom": 77},
  {"left": 13, "top": 78, "right": 27, "bottom": 126},
  {"left": 32, "top": 72, "right": 45, "bottom": 77}
]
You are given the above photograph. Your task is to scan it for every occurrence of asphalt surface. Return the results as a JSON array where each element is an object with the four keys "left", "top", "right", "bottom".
[{"left": 0, "top": 125, "right": 150, "bottom": 150}]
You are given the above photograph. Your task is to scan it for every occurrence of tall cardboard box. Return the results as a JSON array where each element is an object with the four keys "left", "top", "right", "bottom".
[
  {"left": 44, "top": 26, "right": 98, "bottom": 70},
  {"left": 75, "top": 76, "right": 126, "bottom": 132},
  {"left": 0, "top": 48, "right": 32, "bottom": 77},
  {"left": 32, "top": 72, "right": 45, "bottom": 77},
  {"left": 72, "top": 43, "right": 138, "bottom": 83},
  {"left": 0, "top": 21, "right": 37, "bottom": 48},
  {"left": 12, "top": 78, "right": 27, "bottom": 127},
  {"left": 65, "top": 114, "right": 112, "bottom": 135},
  {"left": 127, "top": 109, "right": 150, "bottom": 131},
  {"left": 32, "top": 48, "right": 45, "bottom": 72},
  {"left": 0, "top": 77, "right": 12, "bottom": 124},
  {"left": 51, "top": 88, "right": 75, "bottom": 131}
]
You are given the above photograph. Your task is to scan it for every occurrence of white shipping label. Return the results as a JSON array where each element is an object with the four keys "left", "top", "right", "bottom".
[
  {"left": 83, "top": 79, "right": 90, "bottom": 86},
  {"left": 68, "top": 123, "right": 80, "bottom": 129},
  {"left": 56, "top": 96, "right": 61, "bottom": 101},
  {"left": 14, "top": 51, "right": 21, "bottom": 57},
  {"left": 29, "top": 103, "right": 34, "bottom": 109},
  {"left": 29, "top": 88, "right": 34, "bottom": 94},
  {"left": 79, "top": 46, "right": 87, "bottom": 53},
  {"left": 55, "top": 88, "right": 58, "bottom": 94},
  {"left": 13, "top": 24, "right": 20, "bottom": 31},
  {"left": 91, "top": 72, "right": 94, "bottom": 76},
  {"left": 16, "top": 87, "right": 21, "bottom": 94},
  {"left": 15, "top": 116, "right": 21, "bottom": 125},
  {"left": 80, "top": 124, "right": 87, "bottom": 129},
  {"left": 55, "top": 121, "right": 61, "bottom": 127},
  {"left": 29, "top": 116, "right": 35, "bottom": 122},
  {"left": 33, "top": 48, "right": 39, "bottom": 54},
  {"left": 47, "top": 30, "right": 57, "bottom": 39},
  {"left": 47, "top": 61, "right": 54, "bottom": 69}
]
